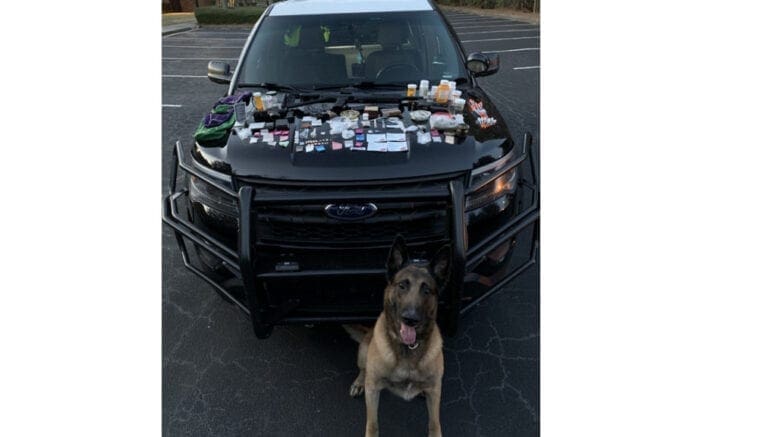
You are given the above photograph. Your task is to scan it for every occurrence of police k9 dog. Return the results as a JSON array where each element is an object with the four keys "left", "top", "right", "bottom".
[{"left": 344, "top": 235, "right": 451, "bottom": 437}]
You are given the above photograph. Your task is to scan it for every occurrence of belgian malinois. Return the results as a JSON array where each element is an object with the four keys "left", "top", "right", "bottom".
[{"left": 344, "top": 236, "right": 451, "bottom": 437}]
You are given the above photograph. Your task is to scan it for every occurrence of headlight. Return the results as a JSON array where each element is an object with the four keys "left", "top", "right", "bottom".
[
  {"left": 189, "top": 175, "right": 238, "bottom": 217},
  {"left": 466, "top": 166, "right": 518, "bottom": 212}
]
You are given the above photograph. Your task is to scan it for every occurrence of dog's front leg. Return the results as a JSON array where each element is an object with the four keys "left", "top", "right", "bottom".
[
  {"left": 364, "top": 382, "right": 381, "bottom": 437},
  {"left": 424, "top": 383, "right": 442, "bottom": 437}
]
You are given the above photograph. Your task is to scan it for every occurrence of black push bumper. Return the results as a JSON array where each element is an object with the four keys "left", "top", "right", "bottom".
[{"left": 162, "top": 136, "right": 538, "bottom": 339}]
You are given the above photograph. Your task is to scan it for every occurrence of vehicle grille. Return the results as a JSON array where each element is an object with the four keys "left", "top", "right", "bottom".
[
  {"left": 238, "top": 177, "right": 456, "bottom": 248},
  {"left": 256, "top": 202, "right": 448, "bottom": 245}
]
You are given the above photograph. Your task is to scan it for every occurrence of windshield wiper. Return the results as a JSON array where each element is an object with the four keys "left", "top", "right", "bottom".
[
  {"left": 349, "top": 81, "right": 408, "bottom": 90},
  {"left": 236, "top": 82, "right": 310, "bottom": 95},
  {"left": 309, "top": 81, "right": 409, "bottom": 93}
]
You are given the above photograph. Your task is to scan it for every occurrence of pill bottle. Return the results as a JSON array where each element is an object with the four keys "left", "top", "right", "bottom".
[
  {"left": 407, "top": 84, "right": 417, "bottom": 97},
  {"left": 419, "top": 80, "right": 429, "bottom": 98},
  {"left": 435, "top": 81, "right": 450, "bottom": 104},
  {"left": 253, "top": 92, "right": 264, "bottom": 111},
  {"left": 452, "top": 98, "right": 466, "bottom": 113}
]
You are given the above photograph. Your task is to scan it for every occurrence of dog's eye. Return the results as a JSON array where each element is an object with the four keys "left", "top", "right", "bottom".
[
  {"left": 421, "top": 284, "right": 431, "bottom": 295},
  {"left": 398, "top": 280, "right": 409, "bottom": 291}
]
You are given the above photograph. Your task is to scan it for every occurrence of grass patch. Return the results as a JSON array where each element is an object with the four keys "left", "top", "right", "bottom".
[
  {"left": 194, "top": 6, "right": 266, "bottom": 25},
  {"left": 162, "top": 13, "right": 196, "bottom": 27}
]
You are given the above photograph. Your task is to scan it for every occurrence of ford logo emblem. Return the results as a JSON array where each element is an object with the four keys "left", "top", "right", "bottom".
[{"left": 324, "top": 203, "right": 378, "bottom": 221}]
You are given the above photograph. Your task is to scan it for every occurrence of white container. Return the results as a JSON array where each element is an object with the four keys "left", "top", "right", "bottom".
[
  {"left": 429, "top": 86, "right": 438, "bottom": 102},
  {"left": 453, "top": 98, "right": 466, "bottom": 112},
  {"left": 419, "top": 80, "right": 429, "bottom": 98}
]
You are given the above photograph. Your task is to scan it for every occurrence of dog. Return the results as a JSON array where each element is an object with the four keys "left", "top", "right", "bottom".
[{"left": 344, "top": 236, "right": 451, "bottom": 437}]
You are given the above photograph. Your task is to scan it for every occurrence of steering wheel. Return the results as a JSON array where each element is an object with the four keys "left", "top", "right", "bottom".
[{"left": 375, "top": 63, "right": 422, "bottom": 82}]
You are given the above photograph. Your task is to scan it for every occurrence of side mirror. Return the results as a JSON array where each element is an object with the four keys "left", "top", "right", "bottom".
[
  {"left": 466, "top": 52, "right": 500, "bottom": 77},
  {"left": 207, "top": 61, "right": 232, "bottom": 84}
]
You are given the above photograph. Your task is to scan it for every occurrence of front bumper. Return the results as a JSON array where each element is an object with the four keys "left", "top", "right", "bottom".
[{"left": 162, "top": 136, "right": 538, "bottom": 339}]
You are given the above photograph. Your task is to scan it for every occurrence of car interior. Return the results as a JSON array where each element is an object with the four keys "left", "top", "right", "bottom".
[{"left": 239, "top": 12, "right": 462, "bottom": 87}]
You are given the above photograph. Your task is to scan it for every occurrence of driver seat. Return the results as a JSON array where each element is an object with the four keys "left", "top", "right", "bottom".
[
  {"left": 282, "top": 25, "right": 347, "bottom": 85},
  {"left": 364, "top": 23, "right": 422, "bottom": 80}
]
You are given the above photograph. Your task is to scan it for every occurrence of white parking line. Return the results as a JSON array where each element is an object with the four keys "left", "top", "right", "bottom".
[
  {"left": 162, "top": 75, "right": 208, "bottom": 78},
  {"left": 457, "top": 28, "right": 539, "bottom": 35},
  {"left": 164, "top": 37, "right": 248, "bottom": 41},
  {"left": 454, "top": 23, "right": 536, "bottom": 30},
  {"left": 182, "top": 32, "right": 249, "bottom": 37},
  {"left": 162, "top": 104, "right": 183, "bottom": 108},
  {"left": 163, "top": 57, "right": 238, "bottom": 60},
  {"left": 483, "top": 47, "right": 540, "bottom": 54},
  {"left": 460, "top": 36, "right": 539, "bottom": 43},
  {"left": 162, "top": 28, "right": 196, "bottom": 39},
  {"left": 449, "top": 17, "right": 528, "bottom": 23},
  {"left": 449, "top": 19, "right": 514, "bottom": 25},
  {"left": 513, "top": 66, "right": 540, "bottom": 70},
  {"left": 163, "top": 45, "right": 243, "bottom": 49}
]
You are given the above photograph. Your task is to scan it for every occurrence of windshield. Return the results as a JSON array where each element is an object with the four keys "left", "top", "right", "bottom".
[{"left": 237, "top": 11, "right": 467, "bottom": 89}]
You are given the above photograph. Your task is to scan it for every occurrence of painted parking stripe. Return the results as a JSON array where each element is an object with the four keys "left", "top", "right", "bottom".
[
  {"left": 449, "top": 18, "right": 528, "bottom": 24},
  {"left": 483, "top": 47, "right": 540, "bottom": 54},
  {"left": 164, "top": 36, "right": 248, "bottom": 41},
  {"left": 162, "top": 104, "right": 183, "bottom": 107},
  {"left": 460, "top": 36, "right": 539, "bottom": 43},
  {"left": 163, "top": 75, "right": 208, "bottom": 78},
  {"left": 457, "top": 28, "right": 539, "bottom": 35},
  {"left": 163, "top": 45, "right": 243, "bottom": 49},
  {"left": 513, "top": 66, "right": 540, "bottom": 70},
  {"left": 454, "top": 23, "right": 536, "bottom": 30},
  {"left": 162, "top": 29, "right": 196, "bottom": 39},
  {"left": 163, "top": 57, "right": 238, "bottom": 60},
  {"left": 449, "top": 19, "right": 515, "bottom": 25},
  {"left": 181, "top": 32, "right": 249, "bottom": 37}
]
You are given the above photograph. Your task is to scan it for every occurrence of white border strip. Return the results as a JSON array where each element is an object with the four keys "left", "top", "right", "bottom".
[
  {"left": 162, "top": 104, "right": 182, "bottom": 107},
  {"left": 162, "top": 75, "right": 208, "bottom": 78}
]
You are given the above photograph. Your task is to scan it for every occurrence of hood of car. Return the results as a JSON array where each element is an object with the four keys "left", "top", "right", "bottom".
[{"left": 192, "top": 87, "right": 513, "bottom": 182}]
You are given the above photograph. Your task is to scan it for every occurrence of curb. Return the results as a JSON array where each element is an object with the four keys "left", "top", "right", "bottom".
[{"left": 162, "top": 23, "right": 199, "bottom": 36}]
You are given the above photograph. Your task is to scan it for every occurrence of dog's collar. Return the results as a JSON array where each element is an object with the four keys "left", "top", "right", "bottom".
[{"left": 407, "top": 342, "right": 419, "bottom": 350}]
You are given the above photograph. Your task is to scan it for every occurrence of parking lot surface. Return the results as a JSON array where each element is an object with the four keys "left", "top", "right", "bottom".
[{"left": 163, "top": 9, "right": 539, "bottom": 436}]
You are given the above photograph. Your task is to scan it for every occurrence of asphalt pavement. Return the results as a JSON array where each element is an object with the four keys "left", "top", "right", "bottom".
[{"left": 163, "top": 9, "right": 539, "bottom": 436}]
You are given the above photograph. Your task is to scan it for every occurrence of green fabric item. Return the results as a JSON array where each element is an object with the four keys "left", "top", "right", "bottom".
[
  {"left": 194, "top": 112, "right": 235, "bottom": 142},
  {"left": 283, "top": 25, "right": 330, "bottom": 47},
  {"left": 212, "top": 104, "right": 233, "bottom": 114}
]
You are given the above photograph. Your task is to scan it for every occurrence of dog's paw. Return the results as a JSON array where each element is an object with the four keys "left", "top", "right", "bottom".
[{"left": 349, "top": 381, "right": 365, "bottom": 397}]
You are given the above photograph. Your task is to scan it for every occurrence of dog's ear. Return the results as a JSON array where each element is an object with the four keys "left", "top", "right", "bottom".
[
  {"left": 386, "top": 235, "right": 408, "bottom": 281},
  {"left": 430, "top": 244, "right": 452, "bottom": 289}
]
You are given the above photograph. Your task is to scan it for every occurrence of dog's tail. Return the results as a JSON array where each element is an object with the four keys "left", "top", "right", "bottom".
[{"left": 342, "top": 324, "right": 370, "bottom": 343}]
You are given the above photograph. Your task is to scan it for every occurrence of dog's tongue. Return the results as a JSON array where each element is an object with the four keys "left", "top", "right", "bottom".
[{"left": 400, "top": 323, "right": 417, "bottom": 346}]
